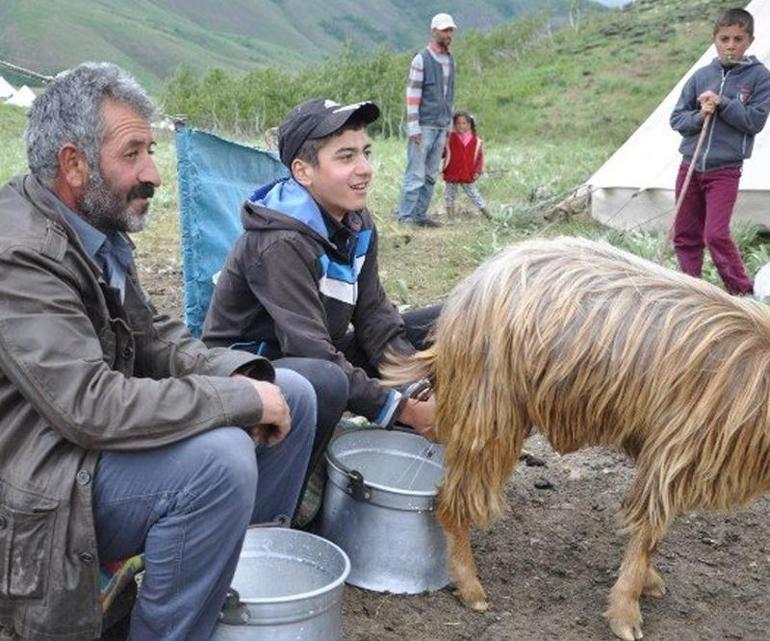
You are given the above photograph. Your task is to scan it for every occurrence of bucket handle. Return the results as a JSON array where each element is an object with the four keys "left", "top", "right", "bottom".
[
  {"left": 218, "top": 588, "right": 250, "bottom": 626},
  {"left": 248, "top": 514, "right": 290, "bottom": 529},
  {"left": 348, "top": 469, "right": 371, "bottom": 502}
]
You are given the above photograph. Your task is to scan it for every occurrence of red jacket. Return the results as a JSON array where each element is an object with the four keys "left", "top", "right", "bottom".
[{"left": 442, "top": 131, "right": 484, "bottom": 183}]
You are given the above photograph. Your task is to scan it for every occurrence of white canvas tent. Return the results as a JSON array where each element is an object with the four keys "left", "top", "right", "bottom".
[
  {"left": 5, "top": 85, "right": 36, "bottom": 109},
  {"left": 587, "top": 0, "right": 770, "bottom": 231},
  {"left": 0, "top": 76, "right": 14, "bottom": 100}
]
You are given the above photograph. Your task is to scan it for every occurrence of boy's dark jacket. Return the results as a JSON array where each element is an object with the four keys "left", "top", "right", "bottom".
[
  {"left": 203, "top": 177, "right": 412, "bottom": 424},
  {"left": 0, "top": 175, "right": 270, "bottom": 640},
  {"left": 670, "top": 55, "right": 770, "bottom": 171}
]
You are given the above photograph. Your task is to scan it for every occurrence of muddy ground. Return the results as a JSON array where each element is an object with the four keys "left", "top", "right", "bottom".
[{"left": 109, "top": 260, "right": 770, "bottom": 641}]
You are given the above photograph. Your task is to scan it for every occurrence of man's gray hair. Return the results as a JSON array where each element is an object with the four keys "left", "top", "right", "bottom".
[{"left": 25, "top": 62, "right": 157, "bottom": 185}]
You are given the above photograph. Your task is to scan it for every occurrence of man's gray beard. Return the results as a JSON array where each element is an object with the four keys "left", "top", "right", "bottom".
[{"left": 79, "top": 169, "right": 147, "bottom": 233}]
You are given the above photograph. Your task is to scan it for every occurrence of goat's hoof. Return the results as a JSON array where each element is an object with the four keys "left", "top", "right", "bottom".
[
  {"left": 606, "top": 602, "right": 643, "bottom": 641},
  {"left": 609, "top": 620, "right": 644, "bottom": 640},
  {"left": 452, "top": 588, "right": 488, "bottom": 612}
]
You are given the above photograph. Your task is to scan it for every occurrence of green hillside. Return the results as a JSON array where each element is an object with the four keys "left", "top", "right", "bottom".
[
  {"left": 0, "top": 0, "right": 603, "bottom": 92},
  {"left": 161, "top": 0, "right": 728, "bottom": 149}
]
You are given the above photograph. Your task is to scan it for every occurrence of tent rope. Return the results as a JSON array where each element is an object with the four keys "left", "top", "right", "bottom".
[{"left": 0, "top": 59, "right": 54, "bottom": 84}]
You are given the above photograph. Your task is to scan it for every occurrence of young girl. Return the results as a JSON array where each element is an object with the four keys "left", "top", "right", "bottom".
[{"left": 442, "top": 111, "right": 491, "bottom": 220}]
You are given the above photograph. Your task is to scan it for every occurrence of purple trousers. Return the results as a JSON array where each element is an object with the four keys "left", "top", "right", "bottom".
[{"left": 673, "top": 162, "right": 752, "bottom": 295}]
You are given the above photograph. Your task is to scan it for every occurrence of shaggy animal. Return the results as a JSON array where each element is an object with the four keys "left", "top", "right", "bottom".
[{"left": 383, "top": 236, "right": 770, "bottom": 641}]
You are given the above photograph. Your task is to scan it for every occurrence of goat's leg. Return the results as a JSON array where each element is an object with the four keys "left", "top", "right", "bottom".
[
  {"left": 605, "top": 527, "right": 657, "bottom": 641},
  {"left": 439, "top": 511, "right": 488, "bottom": 611}
]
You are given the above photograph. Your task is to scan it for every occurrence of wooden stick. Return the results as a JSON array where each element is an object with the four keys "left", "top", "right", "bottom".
[{"left": 656, "top": 112, "right": 712, "bottom": 264}]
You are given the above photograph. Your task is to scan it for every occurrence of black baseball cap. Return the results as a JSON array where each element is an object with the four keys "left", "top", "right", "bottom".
[{"left": 278, "top": 98, "right": 380, "bottom": 167}]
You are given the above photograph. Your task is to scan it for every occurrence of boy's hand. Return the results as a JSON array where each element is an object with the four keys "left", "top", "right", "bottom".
[
  {"left": 398, "top": 396, "right": 437, "bottom": 442},
  {"left": 698, "top": 90, "right": 720, "bottom": 114},
  {"left": 700, "top": 100, "right": 717, "bottom": 116}
]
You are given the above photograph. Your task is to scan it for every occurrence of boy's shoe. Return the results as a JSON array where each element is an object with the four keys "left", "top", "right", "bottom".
[{"left": 414, "top": 217, "right": 442, "bottom": 228}]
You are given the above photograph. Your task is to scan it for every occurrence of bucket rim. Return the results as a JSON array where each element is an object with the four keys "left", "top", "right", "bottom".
[
  {"left": 236, "top": 527, "right": 351, "bottom": 604},
  {"left": 325, "top": 426, "right": 442, "bottom": 498}
]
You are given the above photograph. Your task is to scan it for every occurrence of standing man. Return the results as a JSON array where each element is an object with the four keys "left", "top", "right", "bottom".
[
  {"left": 0, "top": 62, "right": 316, "bottom": 641},
  {"left": 397, "top": 12, "right": 457, "bottom": 228}
]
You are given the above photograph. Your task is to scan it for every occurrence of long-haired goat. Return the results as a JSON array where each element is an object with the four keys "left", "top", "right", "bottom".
[{"left": 384, "top": 236, "right": 770, "bottom": 641}]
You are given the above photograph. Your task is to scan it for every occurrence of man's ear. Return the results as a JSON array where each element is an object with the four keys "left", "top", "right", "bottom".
[
  {"left": 291, "top": 158, "right": 314, "bottom": 187},
  {"left": 57, "top": 144, "right": 89, "bottom": 190}
]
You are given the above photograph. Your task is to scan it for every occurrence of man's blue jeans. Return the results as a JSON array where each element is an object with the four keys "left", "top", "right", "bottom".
[
  {"left": 93, "top": 368, "right": 316, "bottom": 641},
  {"left": 397, "top": 126, "right": 447, "bottom": 223}
]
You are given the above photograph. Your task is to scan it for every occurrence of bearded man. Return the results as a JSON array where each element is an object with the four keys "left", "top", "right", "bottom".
[{"left": 0, "top": 62, "right": 318, "bottom": 641}]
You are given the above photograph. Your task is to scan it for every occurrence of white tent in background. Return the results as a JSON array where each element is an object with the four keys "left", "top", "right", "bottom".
[
  {"left": 586, "top": 0, "right": 770, "bottom": 231},
  {"left": 5, "top": 85, "right": 36, "bottom": 109},
  {"left": 0, "top": 76, "right": 14, "bottom": 100}
]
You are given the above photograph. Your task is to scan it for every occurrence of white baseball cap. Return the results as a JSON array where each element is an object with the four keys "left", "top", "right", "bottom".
[{"left": 430, "top": 13, "right": 457, "bottom": 30}]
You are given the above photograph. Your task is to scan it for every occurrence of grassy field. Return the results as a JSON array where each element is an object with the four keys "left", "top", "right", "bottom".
[
  {"left": 0, "top": 100, "right": 614, "bottom": 307},
  {"left": 3, "top": 99, "right": 768, "bottom": 309}
]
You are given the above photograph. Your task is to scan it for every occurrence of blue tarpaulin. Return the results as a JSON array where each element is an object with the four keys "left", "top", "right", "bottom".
[{"left": 175, "top": 127, "right": 288, "bottom": 336}]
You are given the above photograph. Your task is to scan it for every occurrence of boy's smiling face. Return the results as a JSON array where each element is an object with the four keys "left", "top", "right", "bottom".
[
  {"left": 714, "top": 24, "right": 753, "bottom": 65},
  {"left": 294, "top": 128, "right": 373, "bottom": 221}
]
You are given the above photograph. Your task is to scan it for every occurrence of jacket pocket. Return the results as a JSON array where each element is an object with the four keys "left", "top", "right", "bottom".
[{"left": 0, "top": 500, "right": 57, "bottom": 600}]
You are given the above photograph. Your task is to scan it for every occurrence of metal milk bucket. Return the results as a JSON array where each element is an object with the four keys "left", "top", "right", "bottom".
[
  {"left": 320, "top": 427, "right": 450, "bottom": 594},
  {"left": 210, "top": 526, "right": 350, "bottom": 641}
]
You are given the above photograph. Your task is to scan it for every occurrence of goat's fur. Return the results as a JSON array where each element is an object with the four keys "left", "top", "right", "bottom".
[{"left": 383, "top": 236, "right": 770, "bottom": 640}]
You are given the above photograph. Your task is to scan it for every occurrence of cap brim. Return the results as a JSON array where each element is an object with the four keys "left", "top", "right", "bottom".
[{"left": 308, "top": 101, "right": 381, "bottom": 140}]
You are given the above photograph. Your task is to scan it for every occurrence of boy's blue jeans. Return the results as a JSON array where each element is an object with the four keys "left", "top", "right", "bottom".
[
  {"left": 93, "top": 368, "right": 316, "bottom": 641},
  {"left": 398, "top": 126, "right": 447, "bottom": 222}
]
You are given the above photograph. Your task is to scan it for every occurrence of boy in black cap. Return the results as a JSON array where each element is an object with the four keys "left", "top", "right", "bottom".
[{"left": 204, "top": 98, "right": 438, "bottom": 439}]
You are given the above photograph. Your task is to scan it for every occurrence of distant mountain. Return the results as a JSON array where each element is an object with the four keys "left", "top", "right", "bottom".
[{"left": 0, "top": 0, "right": 604, "bottom": 91}]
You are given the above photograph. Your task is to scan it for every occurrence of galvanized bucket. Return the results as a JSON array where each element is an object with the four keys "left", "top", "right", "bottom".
[
  {"left": 320, "top": 427, "right": 449, "bottom": 594},
  {"left": 210, "top": 526, "right": 350, "bottom": 641}
]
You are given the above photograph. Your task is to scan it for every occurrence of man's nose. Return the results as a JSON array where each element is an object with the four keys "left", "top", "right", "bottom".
[{"left": 140, "top": 155, "right": 162, "bottom": 188}]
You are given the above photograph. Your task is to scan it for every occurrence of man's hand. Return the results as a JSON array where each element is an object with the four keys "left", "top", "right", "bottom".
[
  {"left": 233, "top": 374, "right": 291, "bottom": 446},
  {"left": 409, "top": 133, "right": 422, "bottom": 146},
  {"left": 397, "top": 396, "right": 437, "bottom": 442}
]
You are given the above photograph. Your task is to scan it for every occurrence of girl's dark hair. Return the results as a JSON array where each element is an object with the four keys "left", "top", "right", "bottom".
[
  {"left": 714, "top": 8, "right": 753, "bottom": 37},
  {"left": 452, "top": 110, "right": 476, "bottom": 133}
]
